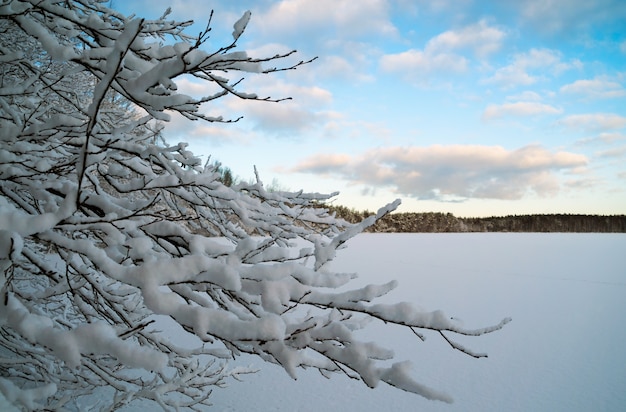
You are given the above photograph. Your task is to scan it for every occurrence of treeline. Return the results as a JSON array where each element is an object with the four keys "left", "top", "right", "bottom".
[
  {"left": 327, "top": 205, "right": 626, "bottom": 233},
  {"left": 460, "top": 214, "right": 626, "bottom": 233}
]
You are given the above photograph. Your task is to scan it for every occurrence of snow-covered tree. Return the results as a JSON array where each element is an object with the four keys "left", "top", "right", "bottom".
[{"left": 0, "top": 1, "right": 510, "bottom": 410}]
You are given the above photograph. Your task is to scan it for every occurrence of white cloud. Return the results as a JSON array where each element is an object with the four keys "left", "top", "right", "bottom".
[
  {"left": 483, "top": 65, "right": 536, "bottom": 88},
  {"left": 251, "top": 80, "right": 333, "bottom": 104},
  {"left": 560, "top": 78, "right": 626, "bottom": 99},
  {"left": 380, "top": 49, "right": 467, "bottom": 76},
  {"left": 597, "top": 132, "right": 626, "bottom": 143},
  {"left": 425, "top": 20, "right": 506, "bottom": 57},
  {"left": 240, "top": 102, "right": 333, "bottom": 133},
  {"left": 160, "top": 74, "right": 336, "bottom": 138},
  {"left": 597, "top": 146, "right": 626, "bottom": 159},
  {"left": 290, "top": 144, "right": 588, "bottom": 200},
  {"left": 516, "top": 0, "right": 626, "bottom": 36},
  {"left": 246, "top": 42, "right": 296, "bottom": 61},
  {"left": 483, "top": 48, "right": 580, "bottom": 89},
  {"left": 289, "top": 153, "right": 353, "bottom": 175},
  {"left": 223, "top": 80, "right": 335, "bottom": 135},
  {"left": 174, "top": 77, "right": 222, "bottom": 98},
  {"left": 161, "top": 112, "right": 251, "bottom": 146},
  {"left": 559, "top": 113, "right": 626, "bottom": 133},
  {"left": 304, "top": 54, "right": 375, "bottom": 82},
  {"left": 248, "top": 2, "right": 391, "bottom": 84},
  {"left": 482, "top": 102, "right": 562, "bottom": 120},
  {"left": 379, "top": 20, "right": 504, "bottom": 80},
  {"left": 505, "top": 91, "right": 543, "bottom": 101},
  {"left": 576, "top": 132, "right": 626, "bottom": 145},
  {"left": 255, "top": 0, "right": 397, "bottom": 38},
  {"left": 511, "top": 49, "right": 564, "bottom": 69}
]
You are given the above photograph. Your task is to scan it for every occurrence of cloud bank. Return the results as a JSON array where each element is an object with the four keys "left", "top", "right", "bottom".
[{"left": 290, "top": 145, "right": 588, "bottom": 201}]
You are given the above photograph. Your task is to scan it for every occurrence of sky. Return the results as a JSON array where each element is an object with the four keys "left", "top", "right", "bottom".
[{"left": 113, "top": 0, "right": 626, "bottom": 217}]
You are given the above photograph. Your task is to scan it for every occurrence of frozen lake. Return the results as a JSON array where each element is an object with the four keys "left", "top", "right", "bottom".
[
  {"left": 209, "top": 233, "right": 626, "bottom": 412},
  {"left": 5, "top": 233, "right": 621, "bottom": 411}
]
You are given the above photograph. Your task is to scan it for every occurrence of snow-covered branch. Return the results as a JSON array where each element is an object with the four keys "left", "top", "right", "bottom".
[{"left": 0, "top": 1, "right": 509, "bottom": 410}]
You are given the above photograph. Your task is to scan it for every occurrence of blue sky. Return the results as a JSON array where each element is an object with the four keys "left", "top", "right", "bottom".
[{"left": 115, "top": 0, "right": 626, "bottom": 217}]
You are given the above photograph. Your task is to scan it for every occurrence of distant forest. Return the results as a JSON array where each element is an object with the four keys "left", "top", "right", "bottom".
[{"left": 327, "top": 205, "right": 626, "bottom": 233}]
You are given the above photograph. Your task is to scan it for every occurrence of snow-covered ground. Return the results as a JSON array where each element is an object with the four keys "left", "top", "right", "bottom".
[
  {"left": 208, "top": 233, "right": 626, "bottom": 412},
  {"left": 5, "top": 233, "right": 623, "bottom": 411}
]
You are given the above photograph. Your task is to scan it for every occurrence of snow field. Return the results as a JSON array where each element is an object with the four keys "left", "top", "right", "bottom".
[{"left": 206, "top": 233, "right": 626, "bottom": 412}]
